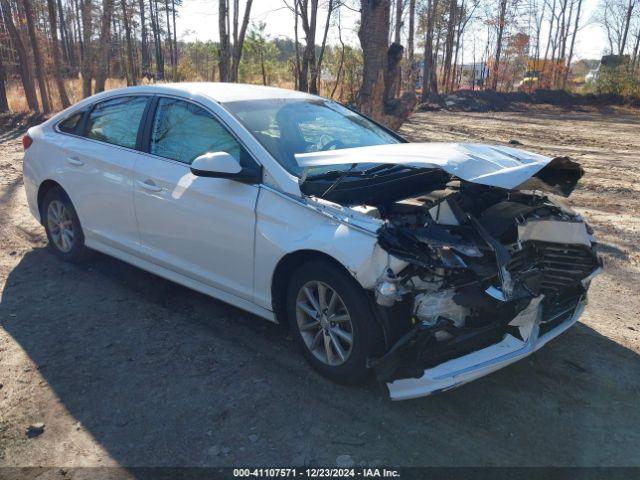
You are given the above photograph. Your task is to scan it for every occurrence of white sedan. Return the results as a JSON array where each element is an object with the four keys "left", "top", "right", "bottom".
[{"left": 22, "top": 83, "right": 601, "bottom": 399}]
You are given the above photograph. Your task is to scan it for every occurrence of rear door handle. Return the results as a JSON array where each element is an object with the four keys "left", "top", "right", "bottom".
[
  {"left": 137, "top": 179, "right": 163, "bottom": 192},
  {"left": 65, "top": 156, "right": 84, "bottom": 166}
]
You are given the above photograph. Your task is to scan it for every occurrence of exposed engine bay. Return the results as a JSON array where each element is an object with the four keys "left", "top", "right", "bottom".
[
  {"left": 296, "top": 143, "right": 602, "bottom": 398},
  {"left": 362, "top": 181, "right": 600, "bottom": 384}
]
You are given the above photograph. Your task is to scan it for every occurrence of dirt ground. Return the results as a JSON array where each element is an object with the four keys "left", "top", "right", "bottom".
[{"left": 1, "top": 109, "right": 639, "bottom": 471}]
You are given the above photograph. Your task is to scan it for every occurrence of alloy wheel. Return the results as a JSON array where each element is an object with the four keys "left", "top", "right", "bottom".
[
  {"left": 47, "top": 200, "right": 74, "bottom": 253},
  {"left": 295, "top": 280, "right": 354, "bottom": 366}
]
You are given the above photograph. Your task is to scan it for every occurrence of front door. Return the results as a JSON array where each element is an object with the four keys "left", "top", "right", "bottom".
[{"left": 133, "top": 97, "right": 259, "bottom": 301}]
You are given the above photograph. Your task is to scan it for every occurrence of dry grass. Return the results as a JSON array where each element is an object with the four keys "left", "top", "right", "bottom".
[{"left": 6, "top": 77, "right": 130, "bottom": 113}]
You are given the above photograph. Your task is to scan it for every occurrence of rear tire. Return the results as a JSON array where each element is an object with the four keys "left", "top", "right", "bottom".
[
  {"left": 286, "top": 260, "right": 383, "bottom": 385},
  {"left": 42, "top": 187, "right": 88, "bottom": 263}
]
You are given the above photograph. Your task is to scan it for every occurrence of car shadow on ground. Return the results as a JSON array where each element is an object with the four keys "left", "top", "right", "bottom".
[{"left": 2, "top": 247, "right": 639, "bottom": 467}]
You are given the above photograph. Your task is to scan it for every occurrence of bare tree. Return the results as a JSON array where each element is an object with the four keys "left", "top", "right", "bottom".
[
  {"left": 0, "top": 0, "right": 39, "bottom": 110},
  {"left": 120, "top": 0, "right": 137, "bottom": 84},
  {"left": 296, "top": 0, "right": 319, "bottom": 93},
  {"left": 490, "top": 0, "right": 508, "bottom": 90},
  {"left": 218, "top": 0, "right": 230, "bottom": 81},
  {"left": 405, "top": 0, "right": 415, "bottom": 88},
  {"left": 422, "top": 0, "right": 440, "bottom": 100},
  {"left": 95, "top": 0, "right": 114, "bottom": 92},
  {"left": 620, "top": 0, "right": 637, "bottom": 54},
  {"left": 46, "top": 0, "right": 71, "bottom": 107},
  {"left": 81, "top": 0, "right": 93, "bottom": 97},
  {"left": 0, "top": 50, "right": 9, "bottom": 112},
  {"left": 230, "top": 0, "right": 253, "bottom": 81},
  {"left": 218, "top": 0, "right": 253, "bottom": 82},
  {"left": 23, "top": 0, "right": 51, "bottom": 112},
  {"left": 139, "top": 0, "right": 150, "bottom": 75},
  {"left": 394, "top": 0, "right": 403, "bottom": 43},
  {"left": 315, "top": 0, "right": 335, "bottom": 94},
  {"left": 562, "top": 0, "right": 582, "bottom": 87}
]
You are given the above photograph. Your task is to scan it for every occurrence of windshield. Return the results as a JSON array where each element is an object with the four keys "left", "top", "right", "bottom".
[{"left": 223, "top": 98, "right": 402, "bottom": 176}]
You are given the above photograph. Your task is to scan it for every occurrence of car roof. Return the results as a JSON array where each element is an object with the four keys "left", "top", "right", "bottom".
[{"left": 99, "top": 82, "right": 319, "bottom": 103}]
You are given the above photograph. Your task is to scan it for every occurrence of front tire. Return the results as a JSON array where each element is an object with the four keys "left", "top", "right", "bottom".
[
  {"left": 42, "top": 187, "right": 88, "bottom": 263},
  {"left": 286, "top": 260, "right": 383, "bottom": 384}
]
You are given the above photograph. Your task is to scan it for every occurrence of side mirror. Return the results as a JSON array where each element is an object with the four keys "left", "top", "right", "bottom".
[
  {"left": 191, "top": 152, "right": 242, "bottom": 176},
  {"left": 190, "top": 152, "right": 262, "bottom": 184}
]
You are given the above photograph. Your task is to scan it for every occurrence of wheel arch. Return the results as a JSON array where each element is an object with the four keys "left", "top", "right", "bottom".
[
  {"left": 37, "top": 179, "right": 66, "bottom": 224},
  {"left": 271, "top": 249, "right": 360, "bottom": 326}
]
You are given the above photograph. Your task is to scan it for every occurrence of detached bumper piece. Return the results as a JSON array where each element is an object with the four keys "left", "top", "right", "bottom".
[{"left": 374, "top": 292, "right": 586, "bottom": 400}]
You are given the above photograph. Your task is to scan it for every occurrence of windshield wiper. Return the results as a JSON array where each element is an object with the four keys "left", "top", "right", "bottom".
[{"left": 320, "top": 162, "right": 358, "bottom": 198}]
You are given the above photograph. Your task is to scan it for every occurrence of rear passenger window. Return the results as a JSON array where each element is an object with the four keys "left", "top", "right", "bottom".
[
  {"left": 86, "top": 96, "right": 148, "bottom": 149},
  {"left": 58, "top": 112, "right": 83, "bottom": 134},
  {"left": 150, "top": 97, "right": 241, "bottom": 165}
]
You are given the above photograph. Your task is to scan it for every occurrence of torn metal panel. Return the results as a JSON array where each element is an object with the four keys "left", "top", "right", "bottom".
[
  {"left": 508, "top": 296, "right": 543, "bottom": 341},
  {"left": 386, "top": 296, "right": 585, "bottom": 401},
  {"left": 517, "top": 219, "right": 591, "bottom": 247}
]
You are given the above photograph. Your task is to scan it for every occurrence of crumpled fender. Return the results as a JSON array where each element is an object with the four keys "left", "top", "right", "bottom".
[{"left": 253, "top": 187, "right": 408, "bottom": 311}]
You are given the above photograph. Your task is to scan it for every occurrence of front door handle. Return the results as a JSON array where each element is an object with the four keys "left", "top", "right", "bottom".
[
  {"left": 137, "top": 179, "right": 163, "bottom": 192},
  {"left": 65, "top": 156, "right": 84, "bottom": 166}
]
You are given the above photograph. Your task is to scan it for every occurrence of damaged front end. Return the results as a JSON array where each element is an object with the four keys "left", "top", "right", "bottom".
[
  {"left": 370, "top": 184, "right": 601, "bottom": 399},
  {"left": 296, "top": 143, "right": 602, "bottom": 400}
]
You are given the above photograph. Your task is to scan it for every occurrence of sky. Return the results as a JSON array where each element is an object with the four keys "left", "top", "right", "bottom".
[{"left": 177, "top": 0, "right": 608, "bottom": 61}]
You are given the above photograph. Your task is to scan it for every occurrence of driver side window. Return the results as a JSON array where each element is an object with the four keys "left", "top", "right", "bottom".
[{"left": 150, "top": 98, "right": 241, "bottom": 165}]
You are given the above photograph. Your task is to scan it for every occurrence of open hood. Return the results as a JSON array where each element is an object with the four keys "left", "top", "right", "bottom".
[{"left": 296, "top": 143, "right": 583, "bottom": 195}]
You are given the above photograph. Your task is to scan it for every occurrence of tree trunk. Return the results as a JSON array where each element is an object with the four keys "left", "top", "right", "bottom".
[
  {"left": 73, "top": 0, "right": 84, "bottom": 62},
  {"left": 0, "top": 0, "right": 40, "bottom": 111},
  {"left": 394, "top": 0, "right": 402, "bottom": 44},
  {"left": 120, "top": 0, "right": 136, "bottom": 84},
  {"left": 139, "top": 0, "right": 149, "bottom": 76},
  {"left": 165, "top": 0, "right": 174, "bottom": 78},
  {"left": 619, "top": 0, "right": 635, "bottom": 55},
  {"left": 57, "top": 0, "right": 74, "bottom": 70},
  {"left": 315, "top": 0, "right": 334, "bottom": 94},
  {"left": 259, "top": 47, "right": 266, "bottom": 85},
  {"left": 218, "top": 0, "right": 230, "bottom": 81},
  {"left": 81, "top": 0, "right": 93, "bottom": 96},
  {"left": 22, "top": 0, "right": 51, "bottom": 112},
  {"left": 562, "top": 0, "right": 582, "bottom": 88},
  {"left": 0, "top": 52, "right": 9, "bottom": 112},
  {"left": 46, "top": 0, "right": 71, "bottom": 107},
  {"left": 421, "top": 0, "right": 439, "bottom": 101},
  {"left": 171, "top": 0, "right": 177, "bottom": 69},
  {"left": 490, "top": 0, "right": 508, "bottom": 91},
  {"left": 94, "top": 0, "right": 113, "bottom": 92},
  {"left": 150, "top": 0, "right": 163, "bottom": 79},
  {"left": 405, "top": 0, "right": 415, "bottom": 88},
  {"left": 230, "top": 0, "right": 253, "bottom": 82},
  {"left": 330, "top": 10, "right": 345, "bottom": 99},
  {"left": 631, "top": 27, "right": 640, "bottom": 73},
  {"left": 358, "top": 0, "right": 415, "bottom": 129},
  {"left": 442, "top": 0, "right": 457, "bottom": 92},
  {"left": 358, "top": 0, "right": 390, "bottom": 119},
  {"left": 293, "top": 0, "right": 301, "bottom": 90},
  {"left": 297, "top": 0, "right": 319, "bottom": 93}
]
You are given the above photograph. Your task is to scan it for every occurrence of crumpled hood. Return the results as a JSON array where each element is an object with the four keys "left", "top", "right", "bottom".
[{"left": 296, "top": 142, "right": 574, "bottom": 191}]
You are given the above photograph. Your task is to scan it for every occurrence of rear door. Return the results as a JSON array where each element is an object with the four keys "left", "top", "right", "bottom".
[
  {"left": 54, "top": 95, "right": 150, "bottom": 253},
  {"left": 132, "top": 96, "right": 260, "bottom": 301}
]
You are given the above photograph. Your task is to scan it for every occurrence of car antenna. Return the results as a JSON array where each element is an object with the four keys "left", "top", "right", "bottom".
[{"left": 320, "top": 163, "right": 358, "bottom": 198}]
